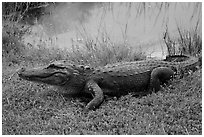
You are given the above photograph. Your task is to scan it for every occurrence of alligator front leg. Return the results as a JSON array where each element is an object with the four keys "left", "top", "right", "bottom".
[
  {"left": 149, "top": 67, "right": 174, "bottom": 91},
  {"left": 84, "top": 79, "right": 104, "bottom": 111}
]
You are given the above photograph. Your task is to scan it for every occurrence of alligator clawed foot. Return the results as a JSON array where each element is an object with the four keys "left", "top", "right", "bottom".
[{"left": 82, "top": 107, "right": 94, "bottom": 114}]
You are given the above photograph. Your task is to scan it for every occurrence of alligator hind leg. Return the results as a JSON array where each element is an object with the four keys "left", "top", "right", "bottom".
[
  {"left": 149, "top": 67, "right": 174, "bottom": 92},
  {"left": 84, "top": 79, "right": 104, "bottom": 111}
]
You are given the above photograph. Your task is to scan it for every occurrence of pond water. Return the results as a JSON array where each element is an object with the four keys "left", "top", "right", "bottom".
[{"left": 23, "top": 2, "right": 201, "bottom": 58}]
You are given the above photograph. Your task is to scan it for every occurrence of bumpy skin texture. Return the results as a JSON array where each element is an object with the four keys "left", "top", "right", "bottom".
[
  {"left": 18, "top": 56, "right": 199, "bottom": 111},
  {"left": 164, "top": 55, "right": 190, "bottom": 62}
]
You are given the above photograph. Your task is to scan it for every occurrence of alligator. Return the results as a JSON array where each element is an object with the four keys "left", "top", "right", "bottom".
[{"left": 18, "top": 55, "right": 199, "bottom": 111}]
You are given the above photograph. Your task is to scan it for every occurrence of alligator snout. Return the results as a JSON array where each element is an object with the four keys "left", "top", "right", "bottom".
[
  {"left": 17, "top": 68, "right": 27, "bottom": 79},
  {"left": 17, "top": 67, "right": 43, "bottom": 80}
]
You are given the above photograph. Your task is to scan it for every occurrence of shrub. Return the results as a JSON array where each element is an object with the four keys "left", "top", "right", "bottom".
[{"left": 163, "top": 26, "right": 201, "bottom": 57}]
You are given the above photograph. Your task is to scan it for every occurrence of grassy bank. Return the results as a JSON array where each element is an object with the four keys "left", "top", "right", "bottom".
[{"left": 2, "top": 63, "right": 202, "bottom": 135}]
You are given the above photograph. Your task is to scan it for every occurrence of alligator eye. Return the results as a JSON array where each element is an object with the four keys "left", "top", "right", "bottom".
[
  {"left": 47, "top": 64, "right": 55, "bottom": 68},
  {"left": 47, "top": 63, "right": 66, "bottom": 69}
]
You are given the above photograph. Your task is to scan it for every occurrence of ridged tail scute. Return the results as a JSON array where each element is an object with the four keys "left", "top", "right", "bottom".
[
  {"left": 168, "top": 55, "right": 199, "bottom": 76},
  {"left": 172, "top": 56, "right": 199, "bottom": 69}
]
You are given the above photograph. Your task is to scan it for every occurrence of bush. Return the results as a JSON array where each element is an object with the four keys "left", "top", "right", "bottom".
[{"left": 163, "top": 26, "right": 201, "bottom": 57}]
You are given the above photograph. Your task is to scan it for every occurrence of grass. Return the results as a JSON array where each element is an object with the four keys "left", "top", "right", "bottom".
[{"left": 2, "top": 58, "right": 202, "bottom": 135}]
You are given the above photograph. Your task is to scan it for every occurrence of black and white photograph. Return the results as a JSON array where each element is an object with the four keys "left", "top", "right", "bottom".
[{"left": 2, "top": 2, "right": 202, "bottom": 135}]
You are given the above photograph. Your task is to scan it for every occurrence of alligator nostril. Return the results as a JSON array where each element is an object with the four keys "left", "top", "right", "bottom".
[{"left": 18, "top": 68, "right": 26, "bottom": 74}]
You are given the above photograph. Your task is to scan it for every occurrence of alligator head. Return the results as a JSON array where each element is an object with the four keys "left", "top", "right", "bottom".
[{"left": 18, "top": 60, "right": 88, "bottom": 87}]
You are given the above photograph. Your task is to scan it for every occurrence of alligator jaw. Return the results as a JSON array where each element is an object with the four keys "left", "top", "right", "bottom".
[{"left": 18, "top": 67, "right": 69, "bottom": 86}]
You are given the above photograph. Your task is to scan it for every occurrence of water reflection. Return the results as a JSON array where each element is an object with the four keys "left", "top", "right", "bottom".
[{"left": 23, "top": 2, "right": 201, "bottom": 58}]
